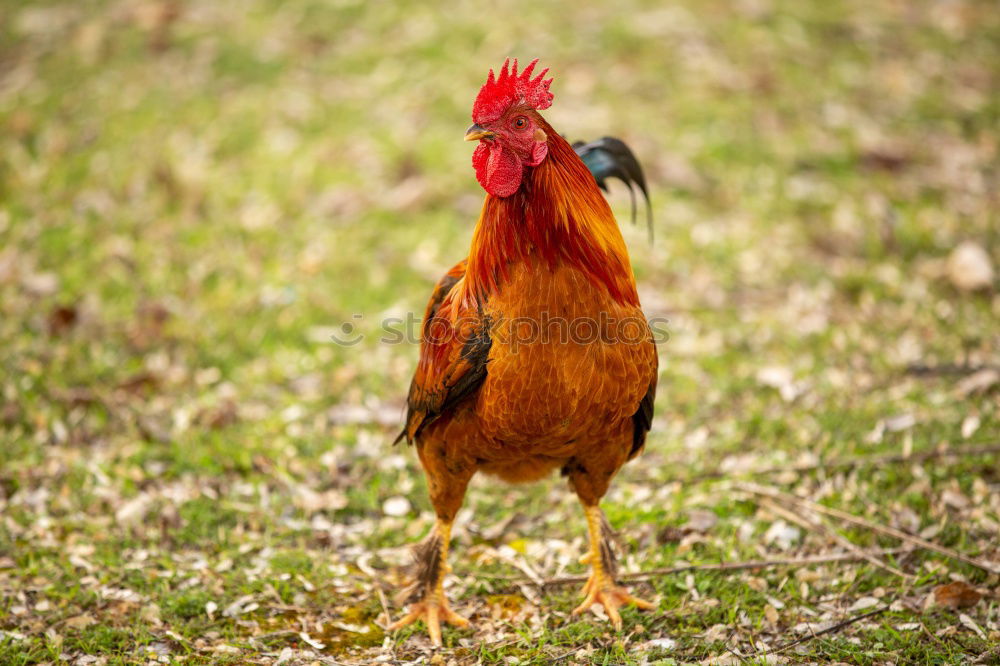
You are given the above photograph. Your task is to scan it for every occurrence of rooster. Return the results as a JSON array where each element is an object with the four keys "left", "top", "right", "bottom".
[{"left": 391, "top": 59, "right": 657, "bottom": 645}]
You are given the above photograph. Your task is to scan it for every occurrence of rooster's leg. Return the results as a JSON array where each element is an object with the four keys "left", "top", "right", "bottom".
[
  {"left": 388, "top": 519, "right": 468, "bottom": 645},
  {"left": 390, "top": 444, "right": 474, "bottom": 646},
  {"left": 571, "top": 502, "right": 654, "bottom": 629}
]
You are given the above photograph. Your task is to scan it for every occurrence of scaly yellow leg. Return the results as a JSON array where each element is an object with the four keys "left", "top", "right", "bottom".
[
  {"left": 572, "top": 504, "right": 655, "bottom": 629},
  {"left": 389, "top": 520, "right": 469, "bottom": 646}
]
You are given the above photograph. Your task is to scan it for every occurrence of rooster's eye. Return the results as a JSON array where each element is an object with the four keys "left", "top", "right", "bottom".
[{"left": 512, "top": 116, "right": 528, "bottom": 130}]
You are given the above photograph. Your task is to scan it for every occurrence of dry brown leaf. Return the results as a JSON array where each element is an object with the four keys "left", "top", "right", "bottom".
[
  {"left": 127, "top": 301, "right": 171, "bottom": 348},
  {"left": 684, "top": 508, "right": 719, "bottom": 533},
  {"left": 656, "top": 526, "right": 684, "bottom": 544},
  {"left": 47, "top": 303, "right": 78, "bottom": 336},
  {"left": 64, "top": 613, "right": 97, "bottom": 629},
  {"left": 197, "top": 400, "right": 239, "bottom": 429},
  {"left": 932, "top": 581, "right": 982, "bottom": 609},
  {"left": 764, "top": 604, "right": 779, "bottom": 625}
]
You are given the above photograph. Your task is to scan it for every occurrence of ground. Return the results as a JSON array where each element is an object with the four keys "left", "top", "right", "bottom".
[{"left": 1, "top": 0, "right": 998, "bottom": 664}]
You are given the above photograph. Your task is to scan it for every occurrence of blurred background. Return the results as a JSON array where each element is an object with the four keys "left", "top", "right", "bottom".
[{"left": 1, "top": 0, "right": 997, "bottom": 662}]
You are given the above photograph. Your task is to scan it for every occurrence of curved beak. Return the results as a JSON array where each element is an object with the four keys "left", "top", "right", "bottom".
[{"left": 465, "top": 123, "right": 495, "bottom": 142}]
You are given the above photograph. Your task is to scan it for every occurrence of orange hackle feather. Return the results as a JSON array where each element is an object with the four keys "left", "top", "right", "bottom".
[{"left": 459, "top": 115, "right": 639, "bottom": 310}]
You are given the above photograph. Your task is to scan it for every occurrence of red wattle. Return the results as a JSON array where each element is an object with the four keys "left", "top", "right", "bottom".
[{"left": 473, "top": 142, "right": 523, "bottom": 198}]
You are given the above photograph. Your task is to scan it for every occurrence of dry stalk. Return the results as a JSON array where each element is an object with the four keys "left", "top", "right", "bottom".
[{"left": 736, "top": 482, "right": 1000, "bottom": 575}]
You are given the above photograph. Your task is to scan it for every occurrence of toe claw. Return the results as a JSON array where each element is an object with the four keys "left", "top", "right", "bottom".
[
  {"left": 387, "top": 608, "right": 421, "bottom": 632},
  {"left": 573, "top": 577, "right": 654, "bottom": 630},
  {"left": 426, "top": 604, "right": 441, "bottom": 646},
  {"left": 605, "top": 602, "right": 622, "bottom": 630},
  {"left": 630, "top": 595, "right": 656, "bottom": 611},
  {"left": 442, "top": 605, "right": 469, "bottom": 627}
]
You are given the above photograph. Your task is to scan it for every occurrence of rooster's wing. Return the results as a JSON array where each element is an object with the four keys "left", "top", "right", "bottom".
[{"left": 396, "top": 260, "right": 492, "bottom": 444}]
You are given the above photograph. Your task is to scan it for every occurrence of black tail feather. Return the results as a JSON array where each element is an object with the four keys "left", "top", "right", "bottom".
[{"left": 572, "top": 137, "right": 653, "bottom": 241}]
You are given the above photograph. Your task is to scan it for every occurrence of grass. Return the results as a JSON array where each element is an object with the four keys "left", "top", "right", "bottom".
[{"left": 1, "top": 0, "right": 998, "bottom": 663}]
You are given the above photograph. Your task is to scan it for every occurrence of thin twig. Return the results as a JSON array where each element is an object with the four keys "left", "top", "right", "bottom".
[
  {"left": 920, "top": 621, "right": 948, "bottom": 649},
  {"left": 905, "top": 362, "right": 999, "bottom": 377},
  {"left": 374, "top": 583, "right": 392, "bottom": 629},
  {"left": 550, "top": 647, "right": 581, "bottom": 661},
  {"left": 248, "top": 629, "right": 298, "bottom": 642},
  {"left": 736, "top": 482, "right": 1000, "bottom": 575},
  {"left": 758, "top": 497, "right": 913, "bottom": 580},
  {"left": 765, "top": 605, "right": 890, "bottom": 655},
  {"left": 482, "top": 547, "right": 908, "bottom": 590},
  {"left": 660, "top": 442, "right": 1000, "bottom": 484},
  {"left": 722, "top": 633, "right": 747, "bottom": 661}
]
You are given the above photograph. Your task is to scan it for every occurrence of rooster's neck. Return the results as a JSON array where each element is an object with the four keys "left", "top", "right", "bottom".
[{"left": 461, "top": 127, "right": 639, "bottom": 309}]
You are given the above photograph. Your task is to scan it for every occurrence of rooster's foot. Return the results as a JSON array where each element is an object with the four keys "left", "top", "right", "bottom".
[
  {"left": 389, "top": 594, "right": 469, "bottom": 647},
  {"left": 389, "top": 520, "right": 469, "bottom": 647}
]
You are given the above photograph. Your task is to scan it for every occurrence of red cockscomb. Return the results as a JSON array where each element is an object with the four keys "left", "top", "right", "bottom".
[{"left": 472, "top": 58, "right": 554, "bottom": 125}]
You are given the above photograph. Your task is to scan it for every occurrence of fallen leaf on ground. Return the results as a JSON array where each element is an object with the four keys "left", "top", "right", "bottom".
[
  {"left": 764, "top": 604, "right": 779, "bottom": 624},
  {"left": 299, "top": 631, "right": 326, "bottom": 649},
  {"left": 946, "top": 241, "right": 994, "bottom": 291},
  {"left": 961, "top": 414, "right": 981, "bottom": 439},
  {"left": 47, "top": 303, "right": 78, "bottom": 336},
  {"left": 956, "top": 369, "right": 999, "bottom": 398},
  {"left": 764, "top": 520, "right": 801, "bottom": 550},
  {"left": 382, "top": 496, "right": 411, "bottom": 517},
  {"left": 684, "top": 508, "right": 718, "bottom": 533},
  {"left": 933, "top": 581, "right": 982, "bottom": 609},
  {"left": 65, "top": 614, "right": 97, "bottom": 629},
  {"left": 848, "top": 596, "right": 881, "bottom": 612},
  {"left": 959, "top": 613, "right": 987, "bottom": 640}
]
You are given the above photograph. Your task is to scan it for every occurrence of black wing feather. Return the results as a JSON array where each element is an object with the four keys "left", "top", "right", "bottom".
[
  {"left": 425, "top": 316, "right": 491, "bottom": 433},
  {"left": 629, "top": 378, "right": 656, "bottom": 459}
]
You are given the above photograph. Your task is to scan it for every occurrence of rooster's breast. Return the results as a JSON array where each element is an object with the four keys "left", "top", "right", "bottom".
[{"left": 474, "top": 261, "right": 655, "bottom": 452}]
